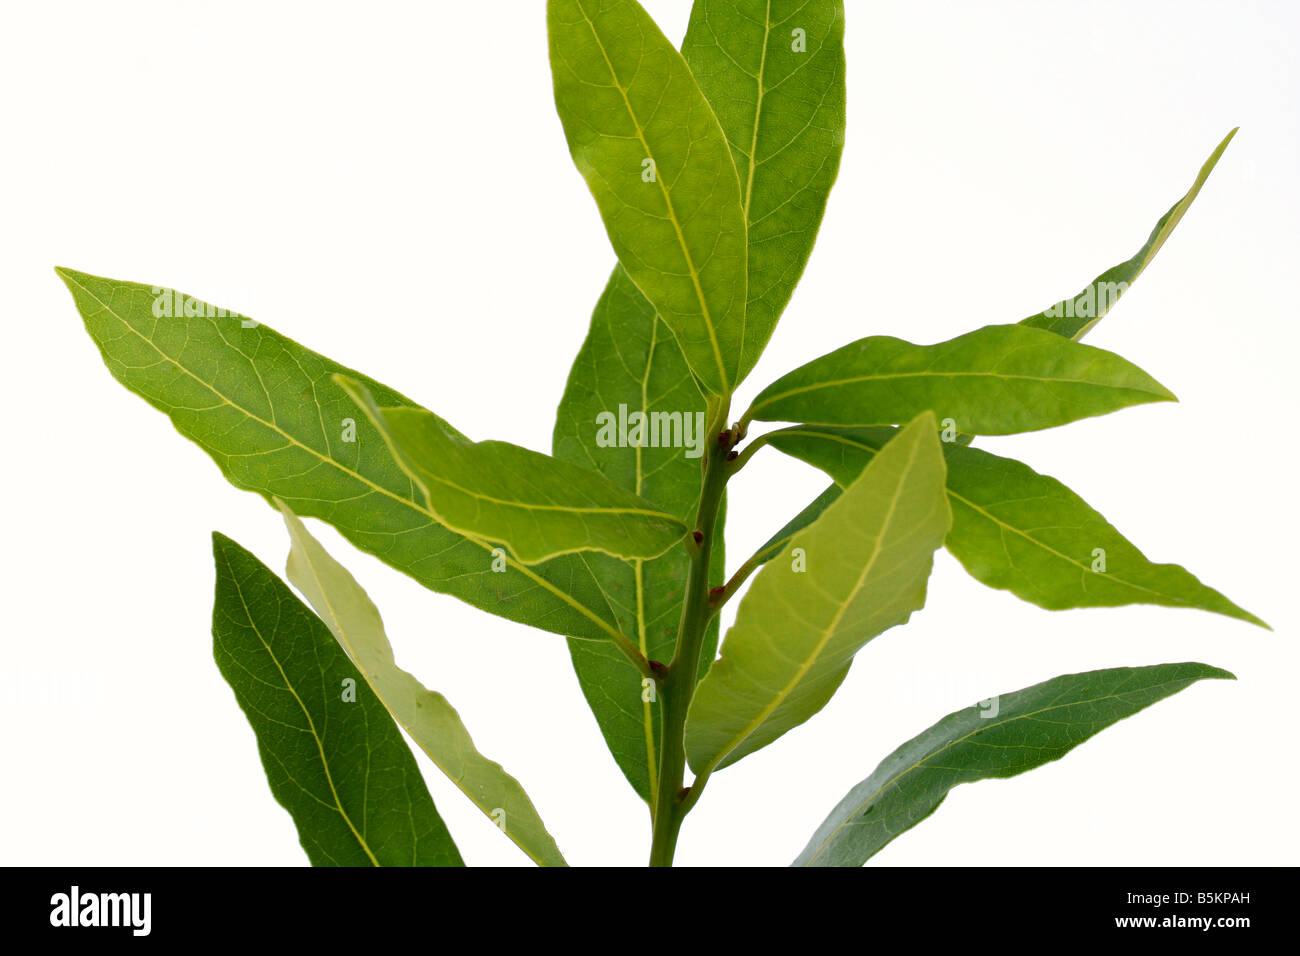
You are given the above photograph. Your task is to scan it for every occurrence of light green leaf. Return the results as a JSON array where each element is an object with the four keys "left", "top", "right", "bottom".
[
  {"left": 548, "top": 0, "right": 748, "bottom": 396},
  {"left": 794, "top": 662, "right": 1234, "bottom": 866},
  {"left": 682, "top": 0, "right": 846, "bottom": 380},
  {"left": 337, "top": 376, "right": 688, "bottom": 565},
  {"left": 686, "top": 413, "right": 951, "bottom": 773},
  {"left": 277, "top": 503, "right": 567, "bottom": 866},
  {"left": 551, "top": 266, "right": 725, "bottom": 805},
  {"left": 59, "top": 268, "right": 633, "bottom": 646},
  {"left": 210, "top": 532, "right": 463, "bottom": 867},
  {"left": 745, "top": 323, "right": 1176, "bottom": 434},
  {"left": 1022, "top": 129, "right": 1237, "bottom": 342},
  {"left": 766, "top": 425, "right": 1266, "bottom": 627}
]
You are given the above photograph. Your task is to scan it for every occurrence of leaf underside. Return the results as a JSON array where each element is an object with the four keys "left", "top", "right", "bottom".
[
  {"left": 686, "top": 413, "right": 952, "bottom": 774},
  {"left": 548, "top": 0, "right": 748, "bottom": 396},
  {"left": 338, "top": 377, "right": 689, "bottom": 565},
  {"left": 58, "top": 268, "right": 635, "bottom": 647}
]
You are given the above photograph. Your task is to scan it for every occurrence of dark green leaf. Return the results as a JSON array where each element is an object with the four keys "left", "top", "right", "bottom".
[
  {"left": 211, "top": 532, "right": 463, "bottom": 867},
  {"left": 794, "top": 662, "right": 1234, "bottom": 866}
]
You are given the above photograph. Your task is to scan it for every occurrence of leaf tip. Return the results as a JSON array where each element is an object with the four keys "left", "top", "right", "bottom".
[
  {"left": 210, "top": 530, "right": 236, "bottom": 558},
  {"left": 1202, "top": 664, "right": 1237, "bottom": 681},
  {"left": 1242, "top": 610, "right": 1272, "bottom": 631},
  {"left": 54, "top": 265, "right": 86, "bottom": 292}
]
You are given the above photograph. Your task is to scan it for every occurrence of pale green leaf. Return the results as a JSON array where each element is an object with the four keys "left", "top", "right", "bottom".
[
  {"left": 59, "top": 268, "right": 633, "bottom": 646},
  {"left": 277, "top": 503, "right": 568, "bottom": 866},
  {"left": 548, "top": 0, "right": 747, "bottom": 396},
  {"left": 551, "top": 266, "right": 724, "bottom": 805},
  {"left": 1022, "top": 129, "right": 1237, "bottom": 341},
  {"left": 794, "top": 662, "right": 1234, "bottom": 866},
  {"left": 683, "top": 0, "right": 846, "bottom": 379},
  {"left": 337, "top": 376, "right": 688, "bottom": 565},
  {"left": 686, "top": 413, "right": 951, "bottom": 773},
  {"left": 211, "top": 532, "right": 463, "bottom": 867},
  {"left": 745, "top": 323, "right": 1176, "bottom": 434},
  {"left": 766, "top": 425, "right": 1266, "bottom": 627}
]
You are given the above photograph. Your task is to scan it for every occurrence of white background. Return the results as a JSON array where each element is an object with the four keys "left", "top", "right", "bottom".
[{"left": 1, "top": 0, "right": 1296, "bottom": 867}]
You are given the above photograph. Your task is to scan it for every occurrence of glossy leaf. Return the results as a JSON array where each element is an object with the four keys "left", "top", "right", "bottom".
[
  {"left": 682, "top": 0, "right": 846, "bottom": 380},
  {"left": 686, "top": 413, "right": 951, "bottom": 773},
  {"left": 766, "top": 425, "right": 1266, "bottom": 627},
  {"left": 278, "top": 503, "right": 568, "bottom": 866},
  {"left": 59, "top": 268, "right": 634, "bottom": 647},
  {"left": 1022, "top": 130, "right": 1237, "bottom": 341},
  {"left": 211, "top": 532, "right": 463, "bottom": 867},
  {"left": 548, "top": 0, "right": 747, "bottom": 396},
  {"left": 551, "top": 266, "right": 724, "bottom": 805},
  {"left": 746, "top": 323, "right": 1176, "bottom": 434},
  {"left": 794, "top": 662, "right": 1234, "bottom": 866},
  {"left": 337, "top": 377, "right": 688, "bottom": 565}
]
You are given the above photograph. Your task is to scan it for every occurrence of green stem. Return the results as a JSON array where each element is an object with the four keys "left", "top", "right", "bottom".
[{"left": 648, "top": 404, "right": 732, "bottom": 867}]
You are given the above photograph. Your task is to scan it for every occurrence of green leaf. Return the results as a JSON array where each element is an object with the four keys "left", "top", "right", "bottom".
[
  {"left": 682, "top": 0, "right": 846, "bottom": 380},
  {"left": 336, "top": 376, "right": 689, "bottom": 565},
  {"left": 1022, "top": 129, "right": 1237, "bottom": 342},
  {"left": 551, "top": 266, "right": 724, "bottom": 805},
  {"left": 686, "top": 413, "right": 951, "bottom": 773},
  {"left": 745, "top": 323, "right": 1176, "bottom": 434},
  {"left": 794, "top": 662, "right": 1234, "bottom": 866},
  {"left": 277, "top": 503, "right": 568, "bottom": 866},
  {"left": 210, "top": 532, "right": 463, "bottom": 867},
  {"left": 766, "top": 425, "right": 1266, "bottom": 627},
  {"left": 548, "top": 0, "right": 748, "bottom": 396},
  {"left": 59, "top": 268, "right": 633, "bottom": 646}
]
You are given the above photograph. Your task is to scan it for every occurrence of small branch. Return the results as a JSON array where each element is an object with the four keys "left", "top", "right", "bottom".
[
  {"left": 708, "top": 550, "right": 766, "bottom": 616},
  {"left": 727, "top": 431, "right": 773, "bottom": 475},
  {"left": 609, "top": 628, "right": 656, "bottom": 681}
]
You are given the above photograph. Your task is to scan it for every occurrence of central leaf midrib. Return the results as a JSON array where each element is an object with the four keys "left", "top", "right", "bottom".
[
  {"left": 754, "top": 368, "right": 1162, "bottom": 417},
  {"left": 635, "top": 317, "right": 659, "bottom": 810},
  {"left": 406, "top": 462, "right": 682, "bottom": 520}
]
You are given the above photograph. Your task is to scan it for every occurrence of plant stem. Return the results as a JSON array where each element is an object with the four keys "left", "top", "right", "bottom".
[{"left": 648, "top": 405, "right": 732, "bottom": 867}]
